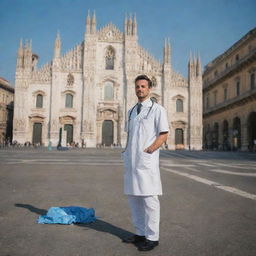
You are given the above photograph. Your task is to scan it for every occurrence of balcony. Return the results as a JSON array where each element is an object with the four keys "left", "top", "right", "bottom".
[
  {"left": 203, "top": 87, "right": 256, "bottom": 117},
  {"left": 203, "top": 48, "right": 256, "bottom": 90}
]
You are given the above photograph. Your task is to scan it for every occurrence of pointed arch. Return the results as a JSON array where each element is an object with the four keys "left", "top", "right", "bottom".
[
  {"left": 176, "top": 99, "right": 183, "bottom": 112},
  {"left": 105, "top": 46, "right": 115, "bottom": 70},
  {"left": 104, "top": 81, "right": 114, "bottom": 100}
]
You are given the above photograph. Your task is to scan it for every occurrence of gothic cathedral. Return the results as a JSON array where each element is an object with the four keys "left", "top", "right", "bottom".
[{"left": 13, "top": 12, "right": 203, "bottom": 150}]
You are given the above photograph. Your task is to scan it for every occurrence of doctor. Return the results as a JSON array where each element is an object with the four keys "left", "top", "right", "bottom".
[{"left": 122, "top": 75, "right": 169, "bottom": 251}]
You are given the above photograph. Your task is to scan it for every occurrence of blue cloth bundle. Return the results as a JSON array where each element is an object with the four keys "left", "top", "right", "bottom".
[{"left": 37, "top": 206, "right": 96, "bottom": 224}]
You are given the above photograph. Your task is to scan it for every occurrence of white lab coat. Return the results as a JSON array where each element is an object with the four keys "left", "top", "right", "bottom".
[{"left": 123, "top": 98, "right": 169, "bottom": 196}]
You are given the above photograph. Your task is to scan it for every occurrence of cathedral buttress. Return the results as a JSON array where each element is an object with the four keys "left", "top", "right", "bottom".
[
  {"left": 162, "top": 38, "right": 171, "bottom": 107},
  {"left": 188, "top": 54, "right": 203, "bottom": 150},
  {"left": 13, "top": 39, "right": 32, "bottom": 143},
  {"left": 82, "top": 11, "right": 97, "bottom": 146},
  {"left": 124, "top": 14, "right": 139, "bottom": 113}
]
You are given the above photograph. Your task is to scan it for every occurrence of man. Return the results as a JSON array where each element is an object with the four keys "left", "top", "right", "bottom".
[{"left": 122, "top": 75, "right": 169, "bottom": 251}]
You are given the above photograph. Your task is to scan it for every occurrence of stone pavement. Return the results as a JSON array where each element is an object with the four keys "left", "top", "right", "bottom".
[{"left": 0, "top": 148, "right": 256, "bottom": 256}]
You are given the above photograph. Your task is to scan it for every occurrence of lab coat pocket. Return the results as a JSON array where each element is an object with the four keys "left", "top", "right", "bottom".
[
  {"left": 122, "top": 151, "right": 129, "bottom": 169},
  {"left": 138, "top": 151, "right": 153, "bottom": 170}
]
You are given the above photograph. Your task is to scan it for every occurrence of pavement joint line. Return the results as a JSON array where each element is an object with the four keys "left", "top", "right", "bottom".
[
  {"left": 162, "top": 152, "right": 189, "bottom": 159},
  {"left": 160, "top": 163, "right": 196, "bottom": 168},
  {"left": 213, "top": 162, "right": 256, "bottom": 169},
  {"left": 4, "top": 162, "right": 124, "bottom": 166},
  {"left": 161, "top": 167, "right": 256, "bottom": 201},
  {"left": 209, "top": 169, "right": 256, "bottom": 177},
  {"left": 197, "top": 163, "right": 217, "bottom": 167}
]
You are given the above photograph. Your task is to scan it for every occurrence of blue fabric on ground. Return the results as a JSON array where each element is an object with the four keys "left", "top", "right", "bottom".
[{"left": 37, "top": 206, "right": 96, "bottom": 224}]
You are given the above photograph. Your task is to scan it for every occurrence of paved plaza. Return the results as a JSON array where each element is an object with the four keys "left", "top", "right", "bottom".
[{"left": 0, "top": 148, "right": 256, "bottom": 256}]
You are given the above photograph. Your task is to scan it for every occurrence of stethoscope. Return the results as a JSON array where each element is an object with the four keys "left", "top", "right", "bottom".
[
  {"left": 123, "top": 99, "right": 154, "bottom": 151},
  {"left": 128, "top": 98, "right": 155, "bottom": 121}
]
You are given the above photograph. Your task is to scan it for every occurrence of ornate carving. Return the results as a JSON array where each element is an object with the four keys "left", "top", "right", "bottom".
[
  {"left": 13, "top": 118, "right": 26, "bottom": 131},
  {"left": 98, "top": 23, "right": 123, "bottom": 42},
  {"left": 67, "top": 73, "right": 74, "bottom": 87},
  {"left": 32, "top": 63, "right": 51, "bottom": 83},
  {"left": 61, "top": 44, "right": 82, "bottom": 71},
  {"left": 138, "top": 46, "right": 162, "bottom": 72},
  {"left": 83, "top": 120, "right": 93, "bottom": 132}
]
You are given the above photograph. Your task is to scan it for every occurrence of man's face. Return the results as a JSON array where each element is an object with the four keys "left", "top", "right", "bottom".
[{"left": 135, "top": 79, "right": 151, "bottom": 101}]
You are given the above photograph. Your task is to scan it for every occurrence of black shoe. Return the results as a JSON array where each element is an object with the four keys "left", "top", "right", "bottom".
[
  {"left": 122, "top": 235, "right": 146, "bottom": 244},
  {"left": 138, "top": 239, "right": 159, "bottom": 251}
]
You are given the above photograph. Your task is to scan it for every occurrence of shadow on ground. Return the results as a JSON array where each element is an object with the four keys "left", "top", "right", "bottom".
[{"left": 15, "top": 203, "right": 133, "bottom": 241}]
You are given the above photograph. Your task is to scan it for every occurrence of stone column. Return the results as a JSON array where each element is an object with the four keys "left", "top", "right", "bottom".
[
  {"left": 113, "top": 120, "right": 117, "bottom": 145},
  {"left": 241, "top": 117, "right": 248, "bottom": 151}
]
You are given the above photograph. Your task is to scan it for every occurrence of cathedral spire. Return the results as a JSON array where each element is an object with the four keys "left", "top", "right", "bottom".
[
  {"left": 132, "top": 13, "right": 137, "bottom": 36},
  {"left": 91, "top": 10, "right": 96, "bottom": 34},
  {"left": 127, "top": 13, "right": 132, "bottom": 35},
  {"left": 163, "top": 38, "right": 171, "bottom": 64},
  {"left": 54, "top": 31, "right": 61, "bottom": 59},
  {"left": 16, "top": 39, "right": 24, "bottom": 68},
  {"left": 196, "top": 55, "right": 202, "bottom": 77},
  {"left": 86, "top": 10, "right": 91, "bottom": 34},
  {"left": 124, "top": 14, "right": 128, "bottom": 35},
  {"left": 167, "top": 38, "right": 171, "bottom": 63},
  {"left": 23, "top": 39, "right": 32, "bottom": 69},
  {"left": 18, "top": 39, "right": 23, "bottom": 57},
  {"left": 188, "top": 52, "right": 197, "bottom": 80}
]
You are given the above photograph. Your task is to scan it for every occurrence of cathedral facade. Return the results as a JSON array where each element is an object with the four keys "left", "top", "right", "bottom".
[{"left": 13, "top": 12, "right": 202, "bottom": 150}]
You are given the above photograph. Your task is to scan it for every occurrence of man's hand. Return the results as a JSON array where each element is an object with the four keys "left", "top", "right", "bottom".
[
  {"left": 144, "top": 132, "right": 168, "bottom": 154},
  {"left": 144, "top": 147, "right": 154, "bottom": 154}
]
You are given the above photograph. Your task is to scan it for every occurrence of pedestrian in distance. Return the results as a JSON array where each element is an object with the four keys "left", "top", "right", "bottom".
[{"left": 122, "top": 75, "right": 169, "bottom": 251}]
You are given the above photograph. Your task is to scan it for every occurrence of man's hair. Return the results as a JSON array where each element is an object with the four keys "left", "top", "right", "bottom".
[{"left": 135, "top": 75, "right": 153, "bottom": 88}]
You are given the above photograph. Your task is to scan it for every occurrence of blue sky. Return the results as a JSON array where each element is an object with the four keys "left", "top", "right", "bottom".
[{"left": 0, "top": 0, "right": 255, "bottom": 85}]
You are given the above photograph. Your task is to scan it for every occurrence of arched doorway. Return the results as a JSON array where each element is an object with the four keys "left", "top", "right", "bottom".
[
  {"left": 102, "top": 120, "right": 113, "bottom": 146},
  {"left": 233, "top": 117, "right": 241, "bottom": 150},
  {"left": 247, "top": 112, "right": 256, "bottom": 151},
  {"left": 175, "top": 128, "right": 184, "bottom": 149},
  {"left": 212, "top": 122, "right": 219, "bottom": 150},
  {"left": 64, "top": 124, "right": 73, "bottom": 145},
  {"left": 204, "top": 124, "right": 211, "bottom": 150},
  {"left": 222, "top": 120, "right": 230, "bottom": 150},
  {"left": 32, "top": 123, "right": 42, "bottom": 145}
]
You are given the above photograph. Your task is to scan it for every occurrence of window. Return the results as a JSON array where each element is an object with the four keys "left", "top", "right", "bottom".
[
  {"left": 65, "top": 94, "right": 73, "bottom": 108},
  {"left": 224, "top": 87, "right": 227, "bottom": 101},
  {"left": 225, "top": 63, "right": 229, "bottom": 69},
  {"left": 151, "top": 76, "right": 157, "bottom": 87},
  {"left": 206, "top": 95, "right": 209, "bottom": 109},
  {"left": 250, "top": 73, "right": 255, "bottom": 90},
  {"left": 105, "top": 46, "right": 115, "bottom": 70},
  {"left": 236, "top": 54, "right": 239, "bottom": 62},
  {"left": 176, "top": 99, "right": 183, "bottom": 112},
  {"left": 36, "top": 94, "right": 43, "bottom": 108},
  {"left": 104, "top": 81, "right": 114, "bottom": 100},
  {"left": 175, "top": 129, "right": 184, "bottom": 145},
  {"left": 236, "top": 81, "right": 240, "bottom": 96},
  {"left": 214, "top": 70, "right": 218, "bottom": 77},
  {"left": 67, "top": 73, "right": 74, "bottom": 87},
  {"left": 214, "top": 91, "right": 217, "bottom": 105}
]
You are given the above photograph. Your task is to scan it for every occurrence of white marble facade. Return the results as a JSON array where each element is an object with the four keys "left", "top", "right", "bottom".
[{"left": 13, "top": 12, "right": 203, "bottom": 150}]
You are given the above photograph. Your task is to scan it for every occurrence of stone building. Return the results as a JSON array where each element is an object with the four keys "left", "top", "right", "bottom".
[
  {"left": 203, "top": 28, "right": 256, "bottom": 151},
  {"left": 13, "top": 12, "right": 202, "bottom": 149},
  {"left": 0, "top": 77, "right": 14, "bottom": 145}
]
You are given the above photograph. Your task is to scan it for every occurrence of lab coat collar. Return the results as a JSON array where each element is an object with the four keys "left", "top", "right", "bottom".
[{"left": 138, "top": 98, "right": 151, "bottom": 108}]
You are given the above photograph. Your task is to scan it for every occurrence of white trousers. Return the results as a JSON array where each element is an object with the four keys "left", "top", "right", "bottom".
[{"left": 127, "top": 195, "right": 160, "bottom": 241}]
